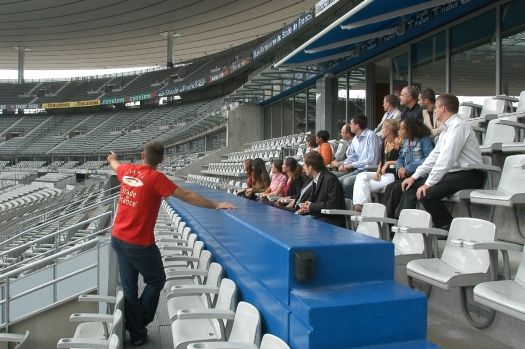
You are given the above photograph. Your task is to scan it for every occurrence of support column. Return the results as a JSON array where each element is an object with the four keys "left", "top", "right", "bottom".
[
  {"left": 18, "top": 46, "right": 25, "bottom": 84},
  {"left": 167, "top": 31, "right": 174, "bottom": 68},
  {"left": 315, "top": 73, "right": 338, "bottom": 137}
]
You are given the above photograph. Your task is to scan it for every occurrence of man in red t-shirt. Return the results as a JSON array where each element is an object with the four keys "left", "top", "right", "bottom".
[{"left": 107, "top": 141, "right": 234, "bottom": 346}]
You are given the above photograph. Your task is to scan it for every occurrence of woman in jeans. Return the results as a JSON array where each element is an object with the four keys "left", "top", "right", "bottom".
[{"left": 383, "top": 118, "right": 434, "bottom": 218}]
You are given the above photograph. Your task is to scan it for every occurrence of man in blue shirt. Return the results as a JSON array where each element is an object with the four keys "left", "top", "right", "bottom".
[{"left": 337, "top": 115, "right": 381, "bottom": 199}]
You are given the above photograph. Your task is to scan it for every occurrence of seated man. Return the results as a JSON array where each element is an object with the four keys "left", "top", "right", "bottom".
[
  {"left": 294, "top": 151, "right": 346, "bottom": 227},
  {"left": 337, "top": 115, "right": 381, "bottom": 199},
  {"left": 400, "top": 86, "right": 423, "bottom": 122},
  {"left": 419, "top": 88, "right": 442, "bottom": 138},
  {"left": 399, "top": 93, "right": 484, "bottom": 229},
  {"left": 328, "top": 122, "right": 354, "bottom": 170}
]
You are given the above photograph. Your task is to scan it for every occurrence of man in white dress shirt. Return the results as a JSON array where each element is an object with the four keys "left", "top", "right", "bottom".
[{"left": 399, "top": 93, "right": 483, "bottom": 229}]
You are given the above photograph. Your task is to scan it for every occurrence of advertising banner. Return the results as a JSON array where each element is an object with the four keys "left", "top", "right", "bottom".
[{"left": 42, "top": 100, "right": 100, "bottom": 109}]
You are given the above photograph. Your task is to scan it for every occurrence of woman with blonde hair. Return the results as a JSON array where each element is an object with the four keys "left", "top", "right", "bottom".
[{"left": 352, "top": 119, "right": 401, "bottom": 211}]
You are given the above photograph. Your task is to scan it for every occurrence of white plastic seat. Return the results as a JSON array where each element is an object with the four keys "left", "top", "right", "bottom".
[
  {"left": 479, "top": 116, "right": 519, "bottom": 154},
  {"left": 0, "top": 331, "right": 29, "bottom": 349},
  {"left": 471, "top": 244, "right": 525, "bottom": 322},
  {"left": 182, "top": 302, "right": 261, "bottom": 349},
  {"left": 57, "top": 333, "right": 119, "bottom": 349},
  {"left": 407, "top": 217, "right": 495, "bottom": 290},
  {"left": 165, "top": 249, "right": 213, "bottom": 289},
  {"left": 392, "top": 209, "right": 432, "bottom": 264},
  {"left": 187, "top": 333, "right": 289, "bottom": 349},
  {"left": 171, "top": 280, "right": 240, "bottom": 349},
  {"left": 352, "top": 203, "right": 387, "bottom": 239},
  {"left": 167, "top": 262, "right": 224, "bottom": 322}
]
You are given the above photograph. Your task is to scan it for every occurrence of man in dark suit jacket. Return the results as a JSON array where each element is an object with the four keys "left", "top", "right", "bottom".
[{"left": 295, "top": 151, "right": 346, "bottom": 227}]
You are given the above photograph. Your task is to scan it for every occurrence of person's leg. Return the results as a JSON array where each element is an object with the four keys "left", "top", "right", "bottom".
[
  {"left": 135, "top": 245, "right": 166, "bottom": 326},
  {"left": 111, "top": 238, "right": 146, "bottom": 341},
  {"left": 353, "top": 172, "right": 374, "bottom": 205},
  {"left": 420, "top": 170, "right": 484, "bottom": 228},
  {"left": 370, "top": 173, "right": 395, "bottom": 196},
  {"left": 340, "top": 169, "right": 362, "bottom": 199},
  {"left": 395, "top": 177, "right": 426, "bottom": 218}
]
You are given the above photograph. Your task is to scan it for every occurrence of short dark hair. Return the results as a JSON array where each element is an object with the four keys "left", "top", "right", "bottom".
[
  {"left": 272, "top": 159, "right": 283, "bottom": 173},
  {"left": 351, "top": 115, "right": 368, "bottom": 130},
  {"left": 404, "top": 86, "right": 419, "bottom": 100},
  {"left": 143, "top": 141, "right": 164, "bottom": 166},
  {"left": 384, "top": 94, "right": 399, "bottom": 108},
  {"left": 437, "top": 93, "right": 459, "bottom": 114},
  {"left": 303, "top": 151, "right": 326, "bottom": 172},
  {"left": 401, "top": 118, "right": 431, "bottom": 140},
  {"left": 419, "top": 88, "right": 436, "bottom": 103},
  {"left": 316, "top": 130, "right": 330, "bottom": 142}
]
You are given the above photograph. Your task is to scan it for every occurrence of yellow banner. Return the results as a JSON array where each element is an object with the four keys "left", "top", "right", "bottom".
[{"left": 42, "top": 99, "right": 100, "bottom": 109}]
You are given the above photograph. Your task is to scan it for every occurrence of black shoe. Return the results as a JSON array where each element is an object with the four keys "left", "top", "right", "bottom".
[{"left": 131, "top": 335, "right": 147, "bottom": 347}]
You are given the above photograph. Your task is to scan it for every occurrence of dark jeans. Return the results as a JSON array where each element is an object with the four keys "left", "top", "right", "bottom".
[
  {"left": 396, "top": 170, "right": 484, "bottom": 228},
  {"left": 111, "top": 237, "right": 166, "bottom": 340},
  {"left": 384, "top": 178, "right": 404, "bottom": 218}
]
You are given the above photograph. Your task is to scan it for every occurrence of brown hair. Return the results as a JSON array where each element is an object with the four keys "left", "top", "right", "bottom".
[
  {"left": 303, "top": 151, "right": 326, "bottom": 172},
  {"left": 143, "top": 141, "right": 164, "bottom": 166},
  {"left": 437, "top": 93, "right": 459, "bottom": 114}
]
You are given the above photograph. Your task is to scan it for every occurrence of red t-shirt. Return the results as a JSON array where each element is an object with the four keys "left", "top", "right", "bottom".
[{"left": 112, "top": 163, "right": 177, "bottom": 246}]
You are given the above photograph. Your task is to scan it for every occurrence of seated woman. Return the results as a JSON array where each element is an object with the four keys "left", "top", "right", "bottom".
[
  {"left": 316, "top": 130, "right": 334, "bottom": 166},
  {"left": 276, "top": 157, "right": 305, "bottom": 207},
  {"left": 352, "top": 119, "right": 401, "bottom": 212},
  {"left": 244, "top": 158, "right": 270, "bottom": 200},
  {"left": 259, "top": 159, "right": 287, "bottom": 199},
  {"left": 236, "top": 158, "right": 253, "bottom": 197},
  {"left": 294, "top": 151, "right": 346, "bottom": 227},
  {"left": 305, "top": 134, "right": 318, "bottom": 153},
  {"left": 383, "top": 118, "right": 434, "bottom": 218}
]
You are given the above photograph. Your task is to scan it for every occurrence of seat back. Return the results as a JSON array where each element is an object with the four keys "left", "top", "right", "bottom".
[
  {"left": 497, "top": 154, "right": 525, "bottom": 195},
  {"left": 107, "top": 334, "right": 120, "bottom": 349},
  {"left": 393, "top": 209, "right": 431, "bottom": 256},
  {"left": 14, "top": 331, "right": 30, "bottom": 349},
  {"left": 227, "top": 302, "right": 261, "bottom": 345},
  {"left": 483, "top": 116, "right": 517, "bottom": 146},
  {"left": 514, "top": 248, "right": 525, "bottom": 288},
  {"left": 480, "top": 97, "right": 506, "bottom": 119},
  {"left": 260, "top": 333, "right": 290, "bottom": 349},
  {"left": 458, "top": 104, "right": 474, "bottom": 119},
  {"left": 356, "top": 203, "right": 386, "bottom": 239},
  {"left": 110, "top": 309, "right": 123, "bottom": 349},
  {"left": 211, "top": 279, "right": 238, "bottom": 337},
  {"left": 201, "top": 262, "right": 224, "bottom": 307},
  {"left": 517, "top": 90, "right": 525, "bottom": 113},
  {"left": 441, "top": 218, "right": 495, "bottom": 274},
  {"left": 334, "top": 139, "right": 346, "bottom": 159}
]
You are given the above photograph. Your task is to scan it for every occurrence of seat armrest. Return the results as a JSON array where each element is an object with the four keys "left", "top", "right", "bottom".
[
  {"left": 175, "top": 308, "right": 235, "bottom": 321},
  {"left": 498, "top": 120, "right": 525, "bottom": 129},
  {"left": 156, "top": 237, "right": 186, "bottom": 243},
  {"left": 165, "top": 269, "right": 209, "bottom": 279},
  {"left": 494, "top": 95, "right": 519, "bottom": 103},
  {"left": 352, "top": 216, "right": 398, "bottom": 224},
  {"left": 167, "top": 285, "right": 219, "bottom": 299},
  {"left": 78, "top": 294, "right": 116, "bottom": 304},
  {"left": 69, "top": 313, "right": 114, "bottom": 323},
  {"left": 320, "top": 209, "right": 361, "bottom": 216},
  {"left": 0, "top": 333, "right": 27, "bottom": 343},
  {"left": 460, "top": 241, "right": 523, "bottom": 252},
  {"left": 399, "top": 227, "right": 448, "bottom": 236},
  {"left": 160, "top": 245, "right": 192, "bottom": 252},
  {"left": 460, "top": 163, "right": 501, "bottom": 172},
  {"left": 57, "top": 338, "right": 111, "bottom": 349},
  {"left": 187, "top": 342, "right": 258, "bottom": 349},
  {"left": 470, "top": 125, "right": 485, "bottom": 133},
  {"left": 461, "top": 101, "right": 482, "bottom": 108},
  {"left": 163, "top": 255, "right": 199, "bottom": 262}
]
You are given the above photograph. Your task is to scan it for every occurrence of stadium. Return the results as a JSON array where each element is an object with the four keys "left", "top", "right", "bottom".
[{"left": 0, "top": 0, "right": 524, "bottom": 348}]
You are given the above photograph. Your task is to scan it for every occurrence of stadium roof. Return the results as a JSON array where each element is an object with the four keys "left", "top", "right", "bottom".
[{"left": 0, "top": 0, "right": 317, "bottom": 70}]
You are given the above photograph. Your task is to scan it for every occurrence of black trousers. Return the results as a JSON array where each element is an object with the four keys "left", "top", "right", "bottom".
[
  {"left": 396, "top": 170, "right": 484, "bottom": 228},
  {"left": 384, "top": 178, "right": 404, "bottom": 218}
]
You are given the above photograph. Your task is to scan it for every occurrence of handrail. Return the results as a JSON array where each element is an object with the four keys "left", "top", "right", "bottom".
[
  {"left": 1, "top": 226, "right": 111, "bottom": 274},
  {"left": 0, "top": 239, "right": 98, "bottom": 280},
  {"left": 0, "top": 211, "right": 111, "bottom": 258},
  {"left": 0, "top": 194, "right": 117, "bottom": 246}
]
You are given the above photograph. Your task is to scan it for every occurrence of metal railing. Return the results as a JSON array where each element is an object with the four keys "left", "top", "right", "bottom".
[{"left": 0, "top": 238, "right": 107, "bottom": 330}]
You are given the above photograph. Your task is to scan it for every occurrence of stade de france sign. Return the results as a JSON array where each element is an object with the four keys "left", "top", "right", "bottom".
[{"left": 314, "top": 0, "right": 340, "bottom": 16}]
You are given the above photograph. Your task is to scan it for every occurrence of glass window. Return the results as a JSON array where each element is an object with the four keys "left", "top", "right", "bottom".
[
  {"left": 392, "top": 53, "right": 409, "bottom": 95},
  {"left": 306, "top": 88, "right": 316, "bottom": 134},
  {"left": 335, "top": 74, "right": 348, "bottom": 123},
  {"left": 282, "top": 96, "right": 294, "bottom": 136},
  {"left": 271, "top": 102, "right": 281, "bottom": 137},
  {"left": 451, "top": 10, "right": 496, "bottom": 98},
  {"left": 294, "top": 92, "right": 306, "bottom": 133},
  {"left": 411, "top": 31, "right": 446, "bottom": 94},
  {"left": 502, "top": 0, "right": 525, "bottom": 96}
]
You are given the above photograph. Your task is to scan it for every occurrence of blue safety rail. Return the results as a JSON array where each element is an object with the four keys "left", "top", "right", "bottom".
[{"left": 167, "top": 184, "right": 439, "bottom": 349}]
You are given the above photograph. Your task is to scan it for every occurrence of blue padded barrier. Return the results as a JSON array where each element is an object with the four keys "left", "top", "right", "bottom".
[{"left": 167, "top": 183, "right": 438, "bottom": 349}]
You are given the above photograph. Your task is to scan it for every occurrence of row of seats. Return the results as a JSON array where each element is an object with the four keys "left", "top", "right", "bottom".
[
  {"left": 321, "top": 200, "right": 525, "bottom": 328},
  {"left": 154, "top": 201, "right": 290, "bottom": 349}
]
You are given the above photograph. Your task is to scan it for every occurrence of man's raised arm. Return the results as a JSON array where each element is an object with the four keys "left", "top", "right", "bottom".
[
  {"left": 170, "top": 187, "right": 236, "bottom": 210},
  {"left": 107, "top": 151, "right": 121, "bottom": 172}
]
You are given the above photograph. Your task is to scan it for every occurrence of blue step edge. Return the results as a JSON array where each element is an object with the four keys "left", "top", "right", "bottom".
[{"left": 350, "top": 339, "right": 440, "bottom": 349}]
